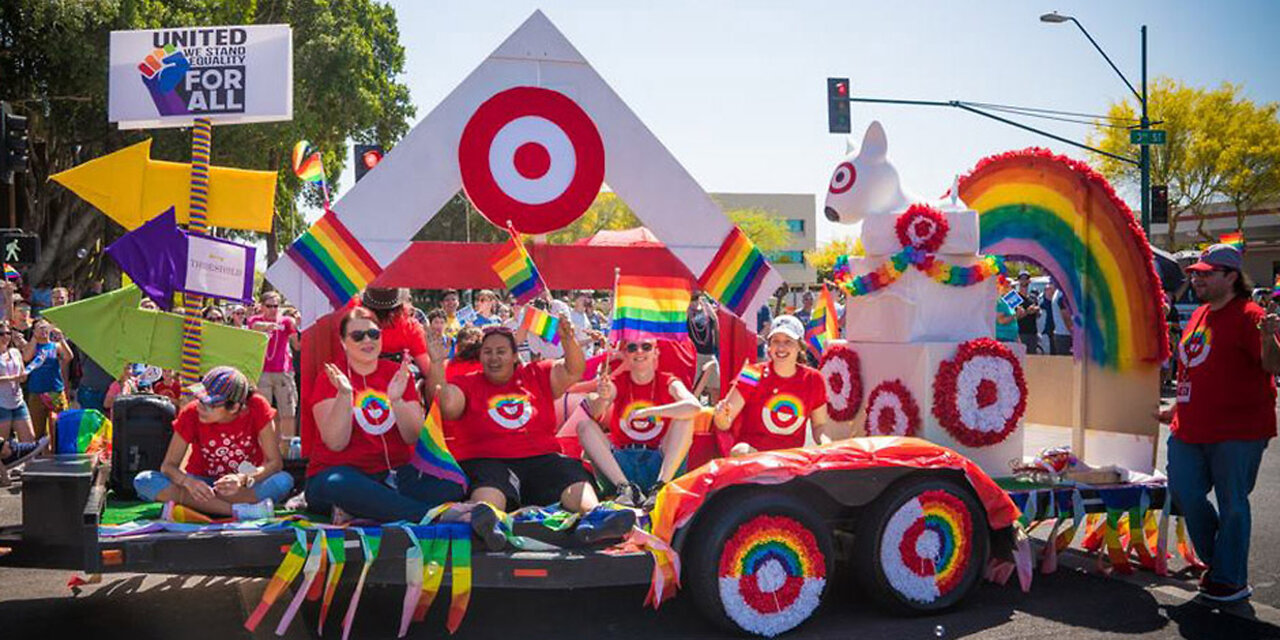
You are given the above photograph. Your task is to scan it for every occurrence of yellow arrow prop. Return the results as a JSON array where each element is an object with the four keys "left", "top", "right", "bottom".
[{"left": 50, "top": 139, "right": 276, "bottom": 232}]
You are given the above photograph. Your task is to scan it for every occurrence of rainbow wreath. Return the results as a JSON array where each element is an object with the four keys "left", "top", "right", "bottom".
[
  {"left": 932, "top": 338, "right": 1027, "bottom": 447},
  {"left": 718, "top": 514, "right": 827, "bottom": 637},
  {"left": 895, "top": 204, "right": 950, "bottom": 253},
  {"left": 818, "top": 344, "right": 862, "bottom": 422},
  {"left": 865, "top": 379, "right": 920, "bottom": 437},
  {"left": 880, "top": 489, "right": 973, "bottom": 604},
  {"left": 840, "top": 249, "right": 1004, "bottom": 299}
]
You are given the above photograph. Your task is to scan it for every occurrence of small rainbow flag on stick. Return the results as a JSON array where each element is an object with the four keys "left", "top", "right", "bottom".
[
  {"left": 735, "top": 362, "right": 763, "bottom": 390},
  {"left": 805, "top": 285, "right": 839, "bottom": 357},
  {"left": 3, "top": 263, "right": 18, "bottom": 280},
  {"left": 1219, "top": 231, "right": 1245, "bottom": 251},
  {"left": 520, "top": 306, "right": 561, "bottom": 344},
  {"left": 611, "top": 275, "right": 692, "bottom": 344},
  {"left": 411, "top": 399, "right": 467, "bottom": 488},
  {"left": 292, "top": 140, "right": 330, "bottom": 209},
  {"left": 490, "top": 229, "right": 547, "bottom": 304},
  {"left": 698, "top": 227, "right": 769, "bottom": 318}
]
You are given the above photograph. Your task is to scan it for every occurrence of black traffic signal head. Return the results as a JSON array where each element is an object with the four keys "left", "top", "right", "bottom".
[
  {"left": 353, "top": 144, "right": 384, "bottom": 182},
  {"left": 1151, "top": 184, "right": 1169, "bottom": 224},
  {"left": 1, "top": 102, "right": 29, "bottom": 184},
  {"left": 827, "top": 78, "right": 851, "bottom": 134}
]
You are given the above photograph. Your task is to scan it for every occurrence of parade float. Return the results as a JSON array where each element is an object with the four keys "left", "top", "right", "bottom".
[{"left": 2, "top": 10, "right": 1193, "bottom": 640}]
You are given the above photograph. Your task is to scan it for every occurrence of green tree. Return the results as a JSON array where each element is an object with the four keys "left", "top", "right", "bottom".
[
  {"left": 727, "top": 208, "right": 790, "bottom": 253},
  {"left": 546, "top": 192, "right": 641, "bottom": 244},
  {"left": 1089, "top": 78, "right": 1280, "bottom": 248},
  {"left": 804, "top": 236, "right": 859, "bottom": 282},
  {"left": 0, "top": 0, "right": 413, "bottom": 290}
]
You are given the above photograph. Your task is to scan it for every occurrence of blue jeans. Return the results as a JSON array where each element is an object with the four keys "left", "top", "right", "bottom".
[
  {"left": 133, "top": 469, "right": 294, "bottom": 503},
  {"left": 305, "top": 464, "right": 467, "bottom": 523},
  {"left": 1166, "top": 435, "right": 1268, "bottom": 586}
]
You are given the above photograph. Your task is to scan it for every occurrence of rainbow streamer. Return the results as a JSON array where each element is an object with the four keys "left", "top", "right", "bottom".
[
  {"left": 490, "top": 232, "right": 546, "bottom": 304},
  {"left": 54, "top": 409, "right": 112, "bottom": 457},
  {"left": 292, "top": 140, "right": 326, "bottom": 186},
  {"left": 698, "top": 226, "right": 769, "bottom": 317},
  {"left": 959, "top": 148, "right": 1170, "bottom": 370},
  {"left": 3, "top": 263, "right": 18, "bottom": 280},
  {"left": 413, "top": 526, "right": 450, "bottom": 622},
  {"left": 318, "top": 529, "right": 347, "bottom": 634},
  {"left": 287, "top": 210, "right": 383, "bottom": 308},
  {"left": 1219, "top": 231, "right": 1245, "bottom": 251},
  {"left": 399, "top": 525, "right": 425, "bottom": 638},
  {"left": 736, "top": 362, "right": 763, "bottom": 390},
  {"left": 447, "top": 523, "right": 472, "bottom": 633},
  {"left": 411, "top": 400, "right": 468, "bottom": 488},
  {"left": 342, "top": 527, "right": 383, "bottom": 640},
  {"left": 610, "top": 275, "right": 692, "bottom": 343},
  {"left": 276, "top": 528, "right": 326, "bottom": 634},
  {"left": 520, "top": 306, "right": 561, "bottom": 345},
  {"left": 804, "top": 285, "right": 838, "bottom": 357},
  {"left": 245, "top": 528, "right": 309, "bottom": 632}
]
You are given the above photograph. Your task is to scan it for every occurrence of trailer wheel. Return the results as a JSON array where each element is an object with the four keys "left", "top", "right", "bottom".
[
  {"left": 685, "top": 491, "right": 832, "bottom": 637},
  {"left": 853, "top": 475, "right": 989, "bottom": 614}
]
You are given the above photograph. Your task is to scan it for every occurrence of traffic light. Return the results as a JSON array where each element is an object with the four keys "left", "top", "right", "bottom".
[
  {"left": 827, "top": 78, "right": 851, "bottom": 134},
  {"left": 1, "top": 102, "right": 29, "bottom": 185},
  {"left": 353, "top": 144, "right": 384, "bottom": 182},
  {"left": 1150, "top": 184, "right": 1169, "bottom": 224}
]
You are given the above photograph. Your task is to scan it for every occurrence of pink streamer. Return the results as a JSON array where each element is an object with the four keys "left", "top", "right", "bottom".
[{"left": 276, "top": 530, "right": 326, "bottom": 635}]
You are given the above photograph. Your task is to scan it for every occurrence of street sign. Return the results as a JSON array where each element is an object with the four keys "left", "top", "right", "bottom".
[
  {"left": 0, "top": 230, "right": 39, "bottom": 265},
  {"left": 1130, "top": 129, "right": 1166, "bottom": 145}
]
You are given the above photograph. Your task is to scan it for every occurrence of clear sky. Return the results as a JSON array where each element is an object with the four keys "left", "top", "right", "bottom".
[{"left": 328, "top": 0, "right": 1280, "bottom": 244}]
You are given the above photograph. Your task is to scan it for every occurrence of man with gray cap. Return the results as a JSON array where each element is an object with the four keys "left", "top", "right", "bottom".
[{"left": 1161, "top": 243, "right": 1280, "bottom": 603}]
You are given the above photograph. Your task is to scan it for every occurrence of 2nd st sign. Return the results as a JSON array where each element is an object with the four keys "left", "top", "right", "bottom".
[{"left": 1130, "top": 129, "right": 1167, "bottom": 145}]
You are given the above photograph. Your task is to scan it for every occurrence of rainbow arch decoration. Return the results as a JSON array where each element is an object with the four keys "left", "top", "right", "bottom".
[{"left": 958, "top": 149, "right": 1169, "bottom": 370}]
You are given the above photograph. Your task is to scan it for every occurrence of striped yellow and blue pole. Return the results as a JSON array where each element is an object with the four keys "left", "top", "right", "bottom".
[{"left": 180, "top": 117, "right": 212, "bottom": 391}]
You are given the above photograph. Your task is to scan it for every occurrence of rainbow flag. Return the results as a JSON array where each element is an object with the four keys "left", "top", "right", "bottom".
[
  {"left": 490, "top": 232, "right": 546, "bottom": 304},
  {"left": 698, "top": 227, "right": 769, "bottom": 317},
  {"left": 611, "top": 275, "right": 692, "bottom": 343},
  {"left": 54, "top": 409, "right": 112, "bottom": 457},
  {"left": 286, "top": 210, "right": 382, "bottom": 308},
  {"left": 1273, "top": 274, "right": 1280, "bottom": 296},
  {"left": 520, "top": 306, "right": 561, "bottom": 344},
  {"left": 292, "top": 140, "right": 325, "bottom": 185},
  {"left": 736, "top": 362, "right": 763, "bottom": 390},
  {"left": 805, "top": 285, "right": 839, "bottom": 357},
  {"left": 3, "top": 263, "right": 18, "bottom": 280},
  {"left": 411, "top": 400, "right": 467, "bottom": 488},
  {"left": 1219, "top": 231, "right": 1245, "bottom": 251}
]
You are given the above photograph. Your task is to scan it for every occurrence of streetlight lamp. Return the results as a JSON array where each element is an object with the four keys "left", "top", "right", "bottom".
[{"left": 1041, "top": 12, "right": 1151, "bottom": 234}]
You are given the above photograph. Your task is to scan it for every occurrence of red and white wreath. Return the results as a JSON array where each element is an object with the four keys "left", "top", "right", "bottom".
[
  {"left": 819, "top": 344, "right": 862, "bottom": 421},
  {"left": 865, "top": 379, "right": 921, "bottom": 437},
  {"left": 895, "top": 204, "right": 950, "bottom": 254},
  {"left": 932, "top": 338, "right": 1027, "bottom": 447}
]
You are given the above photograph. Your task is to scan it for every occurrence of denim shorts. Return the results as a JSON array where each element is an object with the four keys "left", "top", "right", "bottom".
[
  {"left": 0, "top": 404, "right": 30, "bottom": 421},
  {"left": 133, "top": 469, "right": 294, "bottom": 503}
]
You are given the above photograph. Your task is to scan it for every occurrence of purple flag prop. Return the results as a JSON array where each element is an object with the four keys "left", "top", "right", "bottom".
[{"left": 104, "top": 207, "right": 186, "bottom": 310}]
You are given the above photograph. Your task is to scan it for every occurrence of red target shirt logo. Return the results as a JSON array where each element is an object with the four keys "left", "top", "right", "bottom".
[{"left": 459, "top": 87, "right": 605, "bottom": 234}]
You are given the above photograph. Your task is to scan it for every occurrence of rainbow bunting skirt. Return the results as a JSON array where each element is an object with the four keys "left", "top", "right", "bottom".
[
  {"left": 698, "top": 227, "right": 768, "bottom": 316},
  {"left": 287, "top": 210, "right": 382, "bottom": 308},
  {"left": 611, "top": 275, "right": 691, "bottom": 343}
]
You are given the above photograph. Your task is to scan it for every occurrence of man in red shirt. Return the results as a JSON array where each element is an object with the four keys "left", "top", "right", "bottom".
[
  {"left": 428, "top": 322, "right": 635, "bottom": 544},
  {"left": 1162, "top": 244, "right": 1279, "bottom": 603},
  {"left": 577, "top": 338, "right": 701, "bottom": 507}
]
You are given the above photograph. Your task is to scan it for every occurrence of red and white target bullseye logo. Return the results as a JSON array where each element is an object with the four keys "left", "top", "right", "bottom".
[{"left": 459, "top": 87, "right": 605, "bottom": 234}]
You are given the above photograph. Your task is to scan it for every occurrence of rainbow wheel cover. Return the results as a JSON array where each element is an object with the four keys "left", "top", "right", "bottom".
[
  {"left": 718, "top": 515, "right": 827, "bottom": 637},
  {"left": 879, "top": 490, "right": 973, "bottom": 604}
]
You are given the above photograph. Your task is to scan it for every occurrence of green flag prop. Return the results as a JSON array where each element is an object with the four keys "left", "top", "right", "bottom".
[{"left": 44, "top": 285, "right": 268, "bottom": 381}]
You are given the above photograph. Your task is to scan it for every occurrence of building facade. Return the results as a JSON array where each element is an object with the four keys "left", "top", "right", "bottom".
[{"left": 1149, "top": 200, "right": 1280, "bottom": 289}]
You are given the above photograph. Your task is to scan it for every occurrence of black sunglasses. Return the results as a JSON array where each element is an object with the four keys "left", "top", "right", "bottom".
[
  {"left": 263, "top": 304, "right": 279, "bottom": 308},
  {"left": 347, "top": 328, "right": 382, "bottom": 342},
  {"left": 625, "top": 342, "right": 655, "bottom": 353}
]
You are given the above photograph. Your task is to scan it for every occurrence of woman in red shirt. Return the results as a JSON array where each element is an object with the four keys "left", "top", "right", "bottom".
[
  {"left": 714, "top": 315, "right": 831, "bottom": 456},
  {"left": 428, "top": 322, "right": 636, "bottom": 544},
  {"left": 305, "top": 307, "right": 466, "bottom": 523}
]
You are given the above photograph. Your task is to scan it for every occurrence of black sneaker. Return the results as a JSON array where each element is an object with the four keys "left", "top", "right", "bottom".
[
  {"left": 641, "top": 481, "right": 665, "bottom": 511},
  {"left": 614, "top": 482, "right": 646, "bottom": 508},
  {"left": 469, "top": 502, "right": 507, "bottom": 552},
  {"left": 1, "top": 436, "right": 47, "bottom": 468},
  {"left": 571, "top": 506, "right": 636, "bottom": 545},
  {"left": 1199, "top": 580, "right": 1252, "bottom": 603}
]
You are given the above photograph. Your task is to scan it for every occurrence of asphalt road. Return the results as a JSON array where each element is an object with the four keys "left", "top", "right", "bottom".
[{"left": 3, "top": 424, "right": 1280, "bottom": 639}]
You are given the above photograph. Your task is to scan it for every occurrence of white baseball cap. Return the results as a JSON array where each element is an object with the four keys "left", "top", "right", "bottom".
[{"left": 767, "top": 315, "right": 805, "bottom": 341}]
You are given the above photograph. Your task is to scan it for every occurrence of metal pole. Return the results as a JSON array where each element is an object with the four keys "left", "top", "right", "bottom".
[
  {"left": 6, "top": 182, "right": 13, "bottom": 229},
  {"left": 1139, "top": 25, "right": 1151, "bottom": 235}
]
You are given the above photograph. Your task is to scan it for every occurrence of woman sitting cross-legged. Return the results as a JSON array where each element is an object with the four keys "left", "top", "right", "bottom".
[
  {"left": 133, "top": 366, "right": 294, "bottom": 521},
  {"left": 305, "top": 307, "right": 470, "bottom": 526}
]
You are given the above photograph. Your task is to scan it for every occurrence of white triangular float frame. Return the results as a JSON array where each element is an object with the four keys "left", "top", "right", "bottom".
[{"left": 268, "top": 10, "right": 783, "bottom": 328}]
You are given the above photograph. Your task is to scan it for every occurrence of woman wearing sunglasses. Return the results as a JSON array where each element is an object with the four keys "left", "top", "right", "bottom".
[
  {"left": 714, "top": 315, "right": 832, "bottom": 456},
  {"left": 427, "top": 320, "right": 637, "bottom": 545},
  {"left": 134, "top": 366, "right": 293, "bottom": 520},
  {"left": 577, "top": 338, "right": 700, "bottom": 508},
  {"left": 306, "top": 307, "right": 468, "bottom": 524}
]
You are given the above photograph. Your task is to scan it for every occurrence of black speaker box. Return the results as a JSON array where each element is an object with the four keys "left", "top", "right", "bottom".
[{"left": 110, "top": 394, "right": 175, "bottom": 499}]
